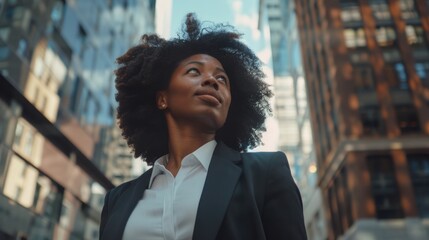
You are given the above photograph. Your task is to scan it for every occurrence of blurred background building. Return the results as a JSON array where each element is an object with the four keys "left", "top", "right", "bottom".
[
  {"left": 260, "top": 0, "right": 327, "bottom": 239},
  {"left": 0, "top": 0, "right": 155, "bottom": 239},
  {"left": 294, "top": 0, "right": 429, "bottom": 239}
]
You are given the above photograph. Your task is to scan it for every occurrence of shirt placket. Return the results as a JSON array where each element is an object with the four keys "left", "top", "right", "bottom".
[{"left": 163, "top": 170, "right": 175, "bottom": 240}]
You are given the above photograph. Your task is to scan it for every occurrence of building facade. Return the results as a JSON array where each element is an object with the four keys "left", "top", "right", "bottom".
[
  {"left": 294, "top": 0, "right": 429, "bottom": 239},
  {"left": 0, "top": 0, "right": 155, "bottom": 239},
  {"left": 261, "top": 0, "right": 327, "bottom": 239}
]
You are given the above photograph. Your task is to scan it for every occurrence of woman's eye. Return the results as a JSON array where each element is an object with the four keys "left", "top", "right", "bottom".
[
  {"left": 216, "top": 75, "right": 227, "bottom": 83},
  {"left": 186, "top": 68, "right": 199, "bottom": 74}
]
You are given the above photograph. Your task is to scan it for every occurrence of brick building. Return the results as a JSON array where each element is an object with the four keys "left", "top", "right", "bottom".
[{"left": 294, "top": 0, "right": 429, "bottom": 239}]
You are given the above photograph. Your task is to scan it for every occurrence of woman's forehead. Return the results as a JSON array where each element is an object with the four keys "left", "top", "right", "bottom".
[{"left": 178, "top": 54, "right": 223, "bottom": 67}]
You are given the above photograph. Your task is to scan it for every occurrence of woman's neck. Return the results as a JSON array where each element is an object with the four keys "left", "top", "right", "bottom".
[{"left": 166, "top": 124, "right": 215, "bottom": 176}]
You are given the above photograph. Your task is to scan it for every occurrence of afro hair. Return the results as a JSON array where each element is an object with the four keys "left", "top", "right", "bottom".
[{"left": 115, "top": 13, "right": 273, "bottom": 164}]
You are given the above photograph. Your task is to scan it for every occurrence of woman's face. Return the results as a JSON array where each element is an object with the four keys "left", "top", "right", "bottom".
[{"left": 157, "top": 54, "right": 231, "bottom": 132}]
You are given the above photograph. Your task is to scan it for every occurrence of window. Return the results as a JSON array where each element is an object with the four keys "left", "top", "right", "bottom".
[
  {"left": 17, "top": 39, "right": 27, "bottom": 57},
  {"left": 386, "top": 63, "right": 408, "bottom": 90},
  {"left": 13, "top": 118, "right": 37, "bottom": 157},
  {"left": 51, "top": 0, "right": 65, "bottom": 25},
  {"left": 340, "top": 167, "right": 354, "bottom": 227},
  {"left": 406, "top": 25, "right": 425, "bottom": 46},
  {"left": 0, "top": 102, "right": 9, "bottom": 142},
  {"left": 70, "top": 77, "right": 82, "bottom": 113},
  {"left": 354, "top": 65, "right": 375, "bottom": 89},
  {"left": 395, "top": 64, "right": 408, "bottom": 89},
  {"left": 5, "top": 5, "right": 24, "bottom": 22},
  {"left": 3, "top": 155, "right": 61, "bottom": 213},
  {"left": 0, "top": 27, "right": 10, "bottom": 41},
  {"left": 349, "top": 51, "right": 369, "bottom": 64},
  {"left": 375, "top": 26, "right": 396, "bottom": 47},
  {"left": 407, "top": 154, "right": 429, "bottom": 217},
  {"left": 415, "top": 62, "right": 429, "bottom": 88},
  {"left": 33, "top": 175, "right": 62, "bottom": 219},
  {"left": 382, "top": 48, "right": 401, "bottom": 62},
  {"left": 340, "top": 2, "right": 362, "bottom": 23},
  {"left": 369, "top": 0, "right": 391, "bottom": 21},
  {"left": 400, "top": 0, "right": 419, "bottom": 20},
  {"left": 59, "top": 200, "right": 72, "bottom": 229},
  {"left": 360, "top": 106, "right": 383, "bottom": 134},
  {"left": 395, "top": 104, "right": 420, "bottom": 133},
  {"left": 0, "top": 46, "right": 9, "bottom": 60},
  {"left": 33, "top": 57, "right": 44, "bottom": 78},
  {"left": 367, "top": 155, "right": 404, "bottom": 219},
  {"left": 3, "top": 154, "right": 63, "bottom": 220},
  {"left": 344, "top": 28, "right": 366, "bottom": 48},
  {"left": 13, "top": 121, "right": 24, "bottom": 147},
  {"left": 23, "top": 128, "right": 35, "bottom": 156},
  {"left": 328, "top": 184, "right": 343, "bottom": 238}
]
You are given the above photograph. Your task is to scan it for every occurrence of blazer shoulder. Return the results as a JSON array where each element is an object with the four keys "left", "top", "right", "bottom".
[{"left": 241, "top": 151, "right": 289, "bottom": 170}]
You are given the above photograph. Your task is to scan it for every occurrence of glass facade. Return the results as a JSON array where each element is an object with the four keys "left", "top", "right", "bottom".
[{"left": 0, "top": 0, "right": 156, "bottom": 239}]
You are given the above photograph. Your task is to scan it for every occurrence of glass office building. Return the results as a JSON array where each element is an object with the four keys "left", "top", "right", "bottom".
[{"left": 0, "top": 0, "right": 155, "bottom": 239}]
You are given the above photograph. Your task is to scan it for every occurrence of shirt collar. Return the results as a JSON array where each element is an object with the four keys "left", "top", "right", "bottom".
[
  {"left": 192, "top": 140, "right": 217, "bottom": 171},
  {"left": 148, "top": 140, "right": 217, "bottom": 188}
]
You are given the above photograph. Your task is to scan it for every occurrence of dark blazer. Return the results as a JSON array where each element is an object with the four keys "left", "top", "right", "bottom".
[{"left": 99, "top": 142, "right": 307, "bottom": 240}]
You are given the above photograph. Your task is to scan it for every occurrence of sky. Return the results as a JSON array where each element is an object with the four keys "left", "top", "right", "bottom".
[{"left": 168, "top": 0, "right": 272, "bottom": 65}]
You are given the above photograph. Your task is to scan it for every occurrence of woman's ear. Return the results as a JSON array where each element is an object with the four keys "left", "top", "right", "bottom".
[{"left": 156, "top": 91, "right": 168, "bottom": 110}]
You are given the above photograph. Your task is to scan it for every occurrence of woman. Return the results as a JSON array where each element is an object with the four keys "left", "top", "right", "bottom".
[{"left": 100, "top": 13, "right": 307, "bottom": 240}]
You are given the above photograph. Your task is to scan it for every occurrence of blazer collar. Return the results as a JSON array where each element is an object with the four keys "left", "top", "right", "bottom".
[{"left": 193, "top": 142, "right": 242, "bottom": 240}]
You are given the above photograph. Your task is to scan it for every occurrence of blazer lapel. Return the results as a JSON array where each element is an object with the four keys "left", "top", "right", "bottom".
[
  {"left": 102, "top": 168, "right": 152, "bottom": 240},
  {"left": 193, "top": 142, "right": 242, "bottom": 240}
]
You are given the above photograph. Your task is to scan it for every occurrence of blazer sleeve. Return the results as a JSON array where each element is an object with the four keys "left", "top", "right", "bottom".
[
  {"left": 99, "top": 190, "right": 111, "bottom": 240},
  {"left": 261, "top": 152, "right": 307, "bottom": 240}
]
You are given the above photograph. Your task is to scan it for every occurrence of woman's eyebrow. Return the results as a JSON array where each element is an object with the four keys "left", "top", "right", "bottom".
[{"left": 184, "top": 61, "right": 226, "bottom": 73}]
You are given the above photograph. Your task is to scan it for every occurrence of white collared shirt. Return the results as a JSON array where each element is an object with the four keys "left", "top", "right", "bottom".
[{"left": 123, "top": 140, "right": 217, "bottom": 240}]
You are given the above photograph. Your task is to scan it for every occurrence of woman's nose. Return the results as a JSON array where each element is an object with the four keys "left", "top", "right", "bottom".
[{"left": 202, "top": 76, "right": 219, "bottom": 90}]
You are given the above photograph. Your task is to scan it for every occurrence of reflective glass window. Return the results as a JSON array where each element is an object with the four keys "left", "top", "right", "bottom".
[
  {"left": 395, "top": 104, "right": 420, "bottom": 133},
  {"left": 400, "top": 0, "right": 419, "bottom": 20},
  {"left": 344, "top": 28, "right": 366, "bottom": 48},
  {"left": 369, "top": 0, "right": 391, "bottom": 21},
  {"left": 340, "top": 2, "right": 362, "bottom": 23},
  {"left": 3, "top": 154, "right": 63, "bottom": 221},
  {"left": 415, "top": 62, "right": 429, "bottom": 88},
  {"left": 406, "top": 25, "right": 425, "bottom": 46},
  {"left": 367, "top": 155, "right": 404, "bottom": 219},
  {"left": 354, "top": 65, "right": 375, "bottom": 90},
  {"left": 375, "top": 26, "right": 396, "bottom": 47},
  {"left": 408, "top": 154, "right": 429, "bottom": 217}
]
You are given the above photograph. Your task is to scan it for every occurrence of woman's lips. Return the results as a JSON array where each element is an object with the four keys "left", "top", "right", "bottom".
[
  {"left": 195, "top": 88, "right": 222, "bottom": 106},
  {"left": 196, "top": 94, "right": 221, "bottom": 106}
]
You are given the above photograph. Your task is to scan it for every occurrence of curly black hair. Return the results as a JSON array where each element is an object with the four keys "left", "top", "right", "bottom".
[{"left": 115, "top": 13, "right": 273, "bottom": 164}]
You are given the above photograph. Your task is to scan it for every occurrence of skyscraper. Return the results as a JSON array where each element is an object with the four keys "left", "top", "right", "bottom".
[
  {"left": 261, "top": 0, "right": 327, "bottom": 239},
  {"left": 0, "top": 0, "right": 155, "bottom": 239},
  {"left": 294, "top": 0, "right": 429, "bottom": 239}
]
